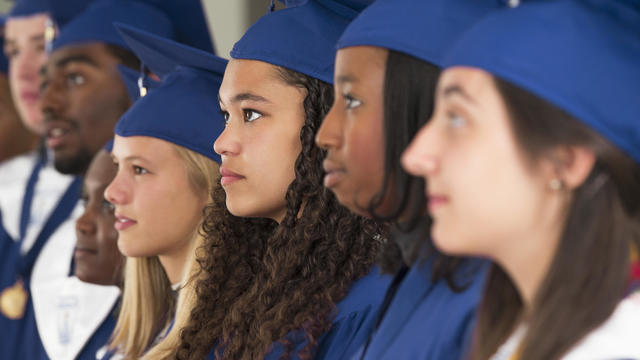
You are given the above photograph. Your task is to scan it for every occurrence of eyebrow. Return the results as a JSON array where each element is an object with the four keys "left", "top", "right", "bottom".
[
  {"left": 335, "top": 74, "right": 358, "bottom": 85},
  {"left": 218, "top": 92, "right": 271, "bottom": 106},
  {"left": 55, "top": 54, "right": 99, "bottom": 69},
  {"left": 4, "top": 34, "right": 45, "bottom": 46},
  {"left": 441, "top": 84, "right": 476, "bottom": 104}
]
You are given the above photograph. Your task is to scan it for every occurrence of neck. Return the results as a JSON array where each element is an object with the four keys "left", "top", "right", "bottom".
[
  {"left": 157, "top": 241, "right": 193, "bottom": 285},
  {"left": 496, "top": 205, "right": 565, "bottom": 310}
]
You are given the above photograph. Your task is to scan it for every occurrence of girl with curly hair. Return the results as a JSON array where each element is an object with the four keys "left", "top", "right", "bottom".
[
  {"left": 403, "top": 1, "right": 640, "bottom": 359},
  {"left": 176, "top": 1, "right": 391, "bottom": 359},
  {"left": 314, "top": 0, "right": 502, "bottom": 358}
]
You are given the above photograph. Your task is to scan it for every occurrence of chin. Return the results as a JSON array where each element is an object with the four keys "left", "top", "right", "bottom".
[{"left": 431, "top": 225, "right": 468, "bottom": 256}]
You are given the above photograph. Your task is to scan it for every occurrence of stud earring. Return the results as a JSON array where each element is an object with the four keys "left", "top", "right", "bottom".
[{"left": 548, "top": 178, "right": 564, "bottom": 191}]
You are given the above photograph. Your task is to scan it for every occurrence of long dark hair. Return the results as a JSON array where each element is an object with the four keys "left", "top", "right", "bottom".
[
  {"left": 471, "top": 77, "right": 640, "bottom": 360},
  {"left": 370, "top": 50, "right": 471, "bottom": 291},
  {"left": 176, "top": 66, "right": 383, "bottom": 360}
]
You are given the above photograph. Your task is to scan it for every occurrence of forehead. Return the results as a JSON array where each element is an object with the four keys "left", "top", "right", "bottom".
[
  {"left": 438, "top": 66, "right": 494, "bottom": 96},
  {"left": 336, "top": 46, "right": 387, "bottom": 74},
  {"left": 219, "top": 59, "right": 292, "bottom": 98},
  {"left": 86, "top": 150, "right": 117, "bottom": 185},
  {"left": 112, "top": 135, "right": 175, "bottom": 160},
  {"left": 4, "top": 14, "right": 49, "bottom": 39},
  {"left": 46, "top": 43, "right": 117, "bottom": 72}
]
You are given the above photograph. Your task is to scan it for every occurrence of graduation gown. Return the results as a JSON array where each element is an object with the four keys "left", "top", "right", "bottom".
[
  {"left": 351, "top": 255, "right": 487, "bottom": 360},
  {"left": 207, "top": 266, "right": 392, "bottom": 359}
]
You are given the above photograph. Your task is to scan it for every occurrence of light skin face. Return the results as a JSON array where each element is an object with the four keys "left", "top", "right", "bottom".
[
  {"left": 0, "top": 73, "right": 38, "bottom": 162},
  {"left": 4, "top": 14, "right": 49, "bottom": 134},
  {"left": 40, "top": 43, "right": 131, "bottom": 176},
  {"left": 402, "top": 67, "right": 594, "bottom": 306},
  {"left": 316, "top": 46, "right": 388, "bottom": 217},
  {"left": 74, "top": 149, "right": 124, "bottom": 286},
  {"left": 104, "top": 136, "right": 210, "bottom": 284},
  {"left": 214, "top": 59, "right": 305, "bottom": 223}
]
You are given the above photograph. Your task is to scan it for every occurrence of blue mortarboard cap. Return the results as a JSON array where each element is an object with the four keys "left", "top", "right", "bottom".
[
  {"left": 104, "top": 138, "right": 114, "bottom": 153},
  {"left": 231, "top": 0, "right": 374, "bottom": 84},
  {"left": 51, "top": 0, "right": 174, "bottom": 52},
  {"left": 0, "top": 17, "right": 8, "bottom": 73},
  {"left": 113, "top": 24, "right": 227, "bottom": 163},
  {"left": 146, "top": 0, "right": 215, "bottom": 53},
  {"left": 9, "top": 0, "right": 91, "bottom": 28},
  {"left": 442, "top": 0, "right": 640, "bottom": 164},
  {"left": 337, "top": 0, "right": 503, "bottom": 67}
]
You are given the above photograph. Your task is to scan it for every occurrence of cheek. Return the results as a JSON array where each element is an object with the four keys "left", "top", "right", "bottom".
[
  {"left": 432, "top": 144, "right": 542, "bottom": 257},
  {"left": 345, "top": 121, "right": 385, "bottom": 196}
]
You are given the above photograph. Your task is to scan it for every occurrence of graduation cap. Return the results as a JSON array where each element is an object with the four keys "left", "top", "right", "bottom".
[
  {"left": 9, "top": 0, "right": 91, "bottom": 27},
  {"left": 51, "top": 0, "right": 174, "bottom": 52},
  {"left": 113, "top": 24, "right": 227, "bottom": 163},
  {"left": 145, "top": 0, "right": 215, "bottom": 53},
  {"left": 442, "top": 0, "right": 640, "bottom": 164},
  {"left": 0, "top": 17, "right": 8, "bottom": 73},
  {"left": 230, "top": 0, "right": 374, "bottom": 84},
  {"left": 337, "top": 0, "right": 503, "bottom": 67}
]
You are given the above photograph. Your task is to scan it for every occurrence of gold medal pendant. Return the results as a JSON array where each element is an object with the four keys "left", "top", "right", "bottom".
[{"left": 0, "top": 279, "right": 28, "bottom": 320}]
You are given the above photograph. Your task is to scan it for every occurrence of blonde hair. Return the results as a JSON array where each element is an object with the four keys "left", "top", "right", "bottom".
[{"left": 109, "top": 144, "right": 219, "bottom": 359}]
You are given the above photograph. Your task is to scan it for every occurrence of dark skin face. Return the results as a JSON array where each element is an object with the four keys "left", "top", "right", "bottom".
[
  {"left": 40, "top": 43, "right": 131, "bottom": 175},
  {"left": 74, "top": 149, "right": 124, "bottom": 286},
  {"left": 0, "top": 73, "right": 38, "bottom": 162}
]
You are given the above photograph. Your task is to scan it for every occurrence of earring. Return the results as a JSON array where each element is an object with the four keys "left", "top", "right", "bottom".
[{"left": 548, "top": 178, "right": 564, "bottom": 191}]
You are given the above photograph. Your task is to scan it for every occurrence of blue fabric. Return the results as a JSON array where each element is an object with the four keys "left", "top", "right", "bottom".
[
  {"left": 206, "top": 266, "right": 392, "bottom": 359},
  {"left": 146, "top": 0, "right": 215, "bottom": 53},
  {"left": 337, "top": 0, "right": 503, "bottom": 67},
  {"left": 9, "top": 0, "right": 90, "bottom": 26},
  {"left": 0, "top": 17, "right": 8, "bottom": 73},
  {"left": 352, "top": 256, "right": 487, "bottom": 360},
  {"left": 51, "top": 0, "right": 175, "bottom": 52},
  {"left": 114, "top": 25, "right": 227, "bottom": 163},
  {"left": 442, "top": 0, "right": 640, "bottom": 164},
  {"left": 230, "top": 0, "right": 374, "bottom": 84}
]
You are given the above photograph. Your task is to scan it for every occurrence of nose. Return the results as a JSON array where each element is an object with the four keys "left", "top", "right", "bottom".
[
  {"left": 75, "top": 207, "right": 97, "bottom": 236},
  {"left": 213, "top": 125, "right": 240, "bottom": 157},
  {"left": 40, "top": 77, "right": 66, "bottom": 122},
  {"left": 315, "top": 102, "right": 342, "bottom": 151},
  {"left": 104, "top": 171, "right": 129, "bottom": 207},
  {"left": 401, "top": 121, "right": 440, "bottom": 179}
]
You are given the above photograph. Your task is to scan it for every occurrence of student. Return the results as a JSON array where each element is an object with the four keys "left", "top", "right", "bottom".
[
  {"left": 25, "top": 1, "right": 209, "bottom": 358},
  {"left": 402, "top": 1, "right": 640, "bottom": 359},
  {"left": 174, "top": 1, "right": 391, "bottom": 359},
  {"left": 31, "top": 148, "right": 123, "bottom": 360},
  {"left": 314, "top": 0, "right": 501, "bottom": 358},
  {"left": 0, "top": 1, "right": 90, "bottom": 358},
  {"left": 0, "top": 19, "right": 37, "bottom": 164},
  {"left": 102, "top": 24, "right": 226, "bottom": 360}
]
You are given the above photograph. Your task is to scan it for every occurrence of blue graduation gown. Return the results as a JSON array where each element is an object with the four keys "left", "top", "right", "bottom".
[
  {"left": 351, "top": 256, "right": 487, "bottom": 360},
  {"left": 207, "top": 266, "right": 392, "bottom": 359}
]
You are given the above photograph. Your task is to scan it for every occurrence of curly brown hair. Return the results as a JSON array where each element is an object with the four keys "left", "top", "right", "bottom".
[{"left": 176, "top": 66, "right": 384, "bottom": 360}]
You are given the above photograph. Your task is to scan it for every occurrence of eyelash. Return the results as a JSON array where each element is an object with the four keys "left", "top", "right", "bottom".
[
  {"left": 343, "top": 93, "right": 362, "bottom": 109},
  {"left": 220, "top": 108, "right": 263, "bottom": 125},
  {"left": 446, "top": 111, "right": 467, "bottom": 129},
  {"left": 133, "top": 165, "right": 148, "bottom": 175}
]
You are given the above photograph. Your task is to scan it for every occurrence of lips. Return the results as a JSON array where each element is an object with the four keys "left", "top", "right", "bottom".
[
  {"left": 322, "top": 159, "right": 346, "bottom": 188},
  {"left": 427, "top": 193, "right": 449, "bottom": 212},
  {"left": 219, "top": 167, "right": 245, "bottom": 186},
  {"left": 44, "top": 120, "right": 74, "bottom": 149},
  {"left": 19, "top": 90, "right": 40, "bottom": 105},
  {"left": 73, "top": 246, "right": 97, "bottom": 259},
  {"left": 114, "top": 214, "right": 137, "bottom": 231}
]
